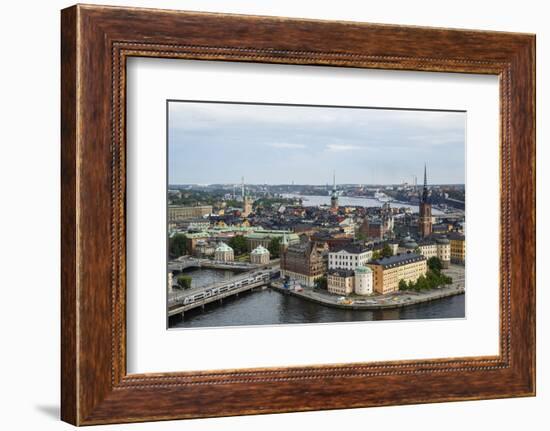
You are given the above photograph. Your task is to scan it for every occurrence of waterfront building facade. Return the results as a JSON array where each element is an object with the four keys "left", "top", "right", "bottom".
[
  {"left": 250, "top": 245, "right": 270, "bottom": 265},
  {"left": 328, "top": 243, "right": 372, "bottom": 270},
  {"left": 354, "top": 266, "right": 374, "bottom": 295},
  {"left": 280, "top": 239, "right": 327, "bottom": 287},
  {"left": 327, "top": 269, "right": 355, "bottom": 295},
  {"left": 368, "top": 253, "right": 427, "bottom": 294},
  {"left": 417, "top": 239, "right": 438, "bottom": 259},
  {"left": 419, "top": 165, "right": 433, "bottom": 238},
  {"left": 436, "top": 236, "right": 451, "bottom": 268},
  {"left": 449, "top": 232, "right": 466, "bottom": 264},
  {"left": 168, "top": 205, "right": 213, "bottom": 222},
  {"left": 214, "top": 242, "right": 234, "bottom": 262}
]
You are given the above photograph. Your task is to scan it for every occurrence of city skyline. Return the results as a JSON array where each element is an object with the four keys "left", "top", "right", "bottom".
[{"left": 169, "top": 101, "right": 466, "bottom": 185}]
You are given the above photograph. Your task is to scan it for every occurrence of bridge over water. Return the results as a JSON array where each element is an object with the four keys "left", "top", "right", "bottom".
[
  {"left": 168, "top": 257, "right": 261, "bottom": 273},
  {"left": 168, "top": 267, "right": 280, "bottom": 318}
]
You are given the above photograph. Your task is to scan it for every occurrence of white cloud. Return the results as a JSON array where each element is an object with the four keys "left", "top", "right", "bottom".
[{"left": 325, "top": 144, "right": 362, "bottom": 152}]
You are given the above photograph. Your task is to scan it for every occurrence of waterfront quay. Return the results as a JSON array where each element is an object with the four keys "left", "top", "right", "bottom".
[{"left": 271, "top": 264, "right": 465, "bottom": 311}]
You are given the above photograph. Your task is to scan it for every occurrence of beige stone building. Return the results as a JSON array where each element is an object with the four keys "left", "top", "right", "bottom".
[
  {"left": 327, "top": 269, "right": 355, "bottom": 296},
  {"left": 368, "top": 253, "right": 427, "bottom": 294},
  {"left": 417, "top": 240, "right": 438, "bottom": 259},
  {"left": 250, "top": 245, "right": 270, "bottom": 265},
  {"left": 168, "top": 205, "right": 212, "bottom": 222},
  {"left": 214, "top": 242, "right": 234, "bottom": 262},
  {"left": 435, "top": 237, "right": 451, "bottom": 268}
]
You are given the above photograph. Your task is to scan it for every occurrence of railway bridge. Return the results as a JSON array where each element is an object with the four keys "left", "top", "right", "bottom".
[{"left": 168, "top": 268, "right": 280, "bottom": 317}]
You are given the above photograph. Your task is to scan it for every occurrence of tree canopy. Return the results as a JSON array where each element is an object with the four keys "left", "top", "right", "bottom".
[
  {"left": 315, "top": 276, "right": 327, "bottom": 290},
  {"left": 381, "top": 244, "right": 393, "bottom": 258},
  {"left": 176, "top": 274, "right": 192, "bottom": 290},
  {"left": 169, "top": 234, "right": 187, "bottom": 258},
  {"left": 228, "top": 235, "right": 247, "bottom": 255},
  {"left": 427, "top": 257, "right": 443, "bottom": 273},
  {"left": 268, "top": 237, "right": 281, "bottom": 258},
  {"left": 397, "top": 269, "right": 452, "bottom": 292}
]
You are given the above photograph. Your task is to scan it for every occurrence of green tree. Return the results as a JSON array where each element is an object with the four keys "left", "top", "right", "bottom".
[
  {"left": 427, "top": 257, "right": 443, "bottom": 273},
  {"left": 169, "top": 234, "right": 187, "bottom": 258},
  {"left": 176, "top": 275, "right": 192, "bottom": 290},
  {"left": 381, "top": 244, "right": 393, "bottom": 258},
  {"left": 372, "top": 250, "right": 381, "bottom": 260},
  {"left": 356, "top": 231, "right": 367, "bottom": 242},
  {"left": 398, "top": 279, "right": 408, "bottom": 291},
  {"left": 315, "top": 276, "right": 327, "bottom": 290},
  {"left": 268, "top": 237, "right": 281, "bottom": 258},
  {"left": 228, "top": 235, "right": 247, "bottom": 255},
  {"left": 416, "top": 275, "right": 429, "bottom": 291}
]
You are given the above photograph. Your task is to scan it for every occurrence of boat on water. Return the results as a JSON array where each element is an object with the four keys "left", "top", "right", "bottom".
[{"left": 374, "top": 191, "right": 391, "bottom": 202}]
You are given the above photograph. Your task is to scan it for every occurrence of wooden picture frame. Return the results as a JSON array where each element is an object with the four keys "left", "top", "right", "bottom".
[{"left": 61, "top": 4, "right": 535, "bottom": 425}]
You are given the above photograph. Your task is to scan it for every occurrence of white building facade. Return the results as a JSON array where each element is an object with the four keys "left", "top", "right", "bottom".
[
  {"left": 354, "top": 266, "right": 373, "bottom": 295},
  {"left": 328, "top": 245, "right": 373, "bottom": 271}
]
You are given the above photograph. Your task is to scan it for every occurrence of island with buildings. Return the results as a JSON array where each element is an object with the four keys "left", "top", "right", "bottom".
[{"left": 167, "top": 166, "right": 466, "bottom": 326}]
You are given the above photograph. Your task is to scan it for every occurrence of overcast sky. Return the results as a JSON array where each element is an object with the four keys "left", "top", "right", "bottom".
[{"left": 168, "top": 101, "right": 465, "bottom": 185}]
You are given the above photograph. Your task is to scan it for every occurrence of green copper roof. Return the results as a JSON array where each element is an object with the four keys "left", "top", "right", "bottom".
[
  {"left": 215, "top": 242, "right": 233, "bottom": 252},
  {"left": 355, "top": 266, "right": 372, "bottom": 274}
]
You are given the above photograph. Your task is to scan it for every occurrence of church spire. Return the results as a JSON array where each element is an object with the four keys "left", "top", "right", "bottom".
[{"left": 421, "top": 164, "right": 429, "bottom": 203}]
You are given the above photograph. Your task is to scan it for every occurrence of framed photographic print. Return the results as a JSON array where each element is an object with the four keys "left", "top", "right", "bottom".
[{"left": 61, "top": 4, "right": 536, "bottom": 425}]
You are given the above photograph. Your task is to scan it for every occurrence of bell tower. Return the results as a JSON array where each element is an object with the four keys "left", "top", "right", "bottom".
[{"left": 418, "top": 164, "right": 432, "bottom": 238}]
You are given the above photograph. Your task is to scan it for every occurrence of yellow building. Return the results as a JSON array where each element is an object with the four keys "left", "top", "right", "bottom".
[
  {"left": 368, "top": 253, "right": 427, "bottom": 294},
  {"left": 449, "top": 232, "right": 466, "bottom": 264},
  {"left": 243, "top": 195, "right": 253, "bottom": 217},
  {"left": 168, "top": 205, "right": 213, "bottom": 222}
]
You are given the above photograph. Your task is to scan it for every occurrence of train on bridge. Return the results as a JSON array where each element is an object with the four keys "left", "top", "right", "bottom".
[
  {"left": 168, "top": 269, "right": 279, "bottom": 316},
  {"left": 179, "top": 272, "right": 271, "bottom": 306}
]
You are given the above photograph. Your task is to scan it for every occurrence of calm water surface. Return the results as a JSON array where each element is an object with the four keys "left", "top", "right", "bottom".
[
  {"left": 169, "top": 269, "right": 465, "bottom": 329},
  {"left": 282, "top": 193, "right": 444, "bottom": 215}
]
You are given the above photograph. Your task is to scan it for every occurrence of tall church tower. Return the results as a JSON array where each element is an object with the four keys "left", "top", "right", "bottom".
[
  {"left": 330, "top": 170, "right": 339, "bottom": 210},
  {"left": 241, "top": 176, "right": 253, "bottom": 217},
  {"left": 418, "top": 164, "right": 433, "bottom": 238}
]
